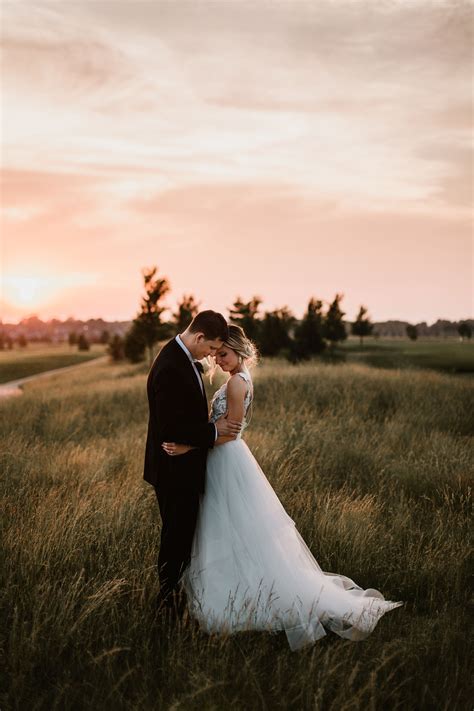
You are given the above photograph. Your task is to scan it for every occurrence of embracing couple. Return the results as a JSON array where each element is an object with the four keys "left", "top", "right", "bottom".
[{"left": 144, "top": 310, "right": 402, "bottom": 651}]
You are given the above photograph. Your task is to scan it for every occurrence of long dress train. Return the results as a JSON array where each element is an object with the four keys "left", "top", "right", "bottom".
[{"left": 182, "top": 371, "right": 403, "bottom": 651}]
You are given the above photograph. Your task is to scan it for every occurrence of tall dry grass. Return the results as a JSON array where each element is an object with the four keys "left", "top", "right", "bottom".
[{"left": 1, "top": 359, "right": 472, "bottom": 710}]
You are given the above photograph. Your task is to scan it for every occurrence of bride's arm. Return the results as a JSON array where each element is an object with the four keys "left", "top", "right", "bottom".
[
  {"left": 162, "top": 376, "right": 246, "bottom": 455},
  {"left": 214, "top": 376, "right": 246, "bottom": 446}
]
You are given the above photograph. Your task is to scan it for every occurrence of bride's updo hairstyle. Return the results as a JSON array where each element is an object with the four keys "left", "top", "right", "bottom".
[
  {"left": 225, "top": 325, "right": 259, "bottom": 369},
  {"left": 207, "top": 324, "right": 259, "bottom": 384}
]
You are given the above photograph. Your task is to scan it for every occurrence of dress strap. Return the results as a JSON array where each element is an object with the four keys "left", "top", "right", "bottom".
[{"left": 236, "top": 371, "right": 253, "bottom": 402}]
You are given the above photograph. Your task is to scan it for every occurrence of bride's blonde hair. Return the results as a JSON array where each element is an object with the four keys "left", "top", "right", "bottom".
[
  {"left": 207, "top": 324, "right": 259, "bottom": 383},
  {"left": 225, "top": 324, "right": 259, "bottom": 368}
]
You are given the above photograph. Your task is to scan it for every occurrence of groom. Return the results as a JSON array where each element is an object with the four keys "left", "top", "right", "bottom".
[{"left": 144, "top": 310, "right": 241, "bottom": 613}]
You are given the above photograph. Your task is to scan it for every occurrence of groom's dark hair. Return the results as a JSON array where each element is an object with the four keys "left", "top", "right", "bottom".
[{"left": 188, "top": 310, "right": 229, "bottom": 341}]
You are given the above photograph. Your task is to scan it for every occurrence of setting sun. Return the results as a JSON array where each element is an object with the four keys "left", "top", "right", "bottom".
[
  {"left": 3, "top": 274, "right": 57, "bottom": 309},
  {"left": 1, "top": 0, "right": 472, "bottom": 324},
  {"left": 2, "top": 271, "right": 98, "bottom": 314}
]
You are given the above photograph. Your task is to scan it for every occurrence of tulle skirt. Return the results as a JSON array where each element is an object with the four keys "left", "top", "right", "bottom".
[{"left": 182, "top": 439, "right": 403, "bottom": 651}]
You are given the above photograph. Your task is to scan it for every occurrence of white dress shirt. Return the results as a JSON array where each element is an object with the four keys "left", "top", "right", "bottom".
[{"left": 175, "top": 335, "right": 218, "bottom": 441}]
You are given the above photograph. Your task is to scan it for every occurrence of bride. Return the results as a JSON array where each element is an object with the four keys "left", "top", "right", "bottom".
[{"left": 162, "top": 325, "right": 403, "bottom": 651}]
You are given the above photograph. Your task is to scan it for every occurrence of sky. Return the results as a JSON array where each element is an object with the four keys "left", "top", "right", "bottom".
[{"left": 1, "top": 0, "right": 473, "bottom": 324}]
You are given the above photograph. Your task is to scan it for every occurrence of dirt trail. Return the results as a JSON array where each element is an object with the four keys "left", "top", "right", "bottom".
[{"left": 0, "top": 356, "right": 108, "bottom": 399}]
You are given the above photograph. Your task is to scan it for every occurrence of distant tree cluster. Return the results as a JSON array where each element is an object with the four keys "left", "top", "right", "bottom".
[
  {"left": 121, "top": 265, "right": 470, "bottom": 366},
  {"left": 124, "top": 267, "right": 173, "bottom": 364},
  {"left": 77, "top": 334, "right": 90, "bottom": 351},
  {"left": 68, "top": 330, "right": 93, "bottom": 352},
  {"left": 403, "top": 321, "right": 472, "bottom": 342},
  {"left": 106, "top": 334, "right": 124, "bottom": 361},
  {"left": 0, "top": 333, "right": 14, "bottom": 350},
  {"left": 373, "top": 319, "right": 474, "bottom": 338},
  {"left": 352, "top": 306, "right": 374, "bottom": 345},
  {"left": 458, "top": 322, "right": 472, "bottom": 341},
  {"left": 122, "top": 280, "right": 362, "bottom": 365},
  {"left": 2, "top": 299, "right": 471, "bottom": 362},
  {"left": 228, "top": 293, "right": 350, "bottom": 362},
  {"left": 172, "top": 294, "right": 200, "bottom": 333},
  {"left": 121, "top": 269, "right": 208, "bottom": 365},
  {"left": 0, "top": 315, "right": 131, "bottom": 346},
  {"left": 3, "top": 309, "right": 471, "bottom": 351},
  {"left": 0, "top": 332, "right": 27, "bottom": 349},
  {"left": 8, "top": 265, "right": 465, "bottom": 365}
]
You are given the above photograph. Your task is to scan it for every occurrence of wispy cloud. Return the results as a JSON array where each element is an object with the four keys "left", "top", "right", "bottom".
[
  {"left": 1, "top": 0, "right": 472, "bottom": 322},
  {"left": 3, "top": 0, "right": 471, "bottom": 208}
]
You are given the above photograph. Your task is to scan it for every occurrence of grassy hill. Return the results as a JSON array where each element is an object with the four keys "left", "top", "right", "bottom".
[
  {"left": 0, "top": 358, "right": 472, "bottom": 709},
  {"left": 0, "top": 343, "right": 106, "bottom": 384},
  {"left": 339, "top": 337, "right": 474, "bottom": 374}
]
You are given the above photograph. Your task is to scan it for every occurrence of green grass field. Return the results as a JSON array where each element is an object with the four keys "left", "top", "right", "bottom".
[
  {"left": 0, "top": 356, "right": 472, "bottom": 710},
  {"left": 339, "top": 337, "right": 474, "bottom": 374},
  {"left": 0, "top": 344, "right": 106, "bottom": 384}
]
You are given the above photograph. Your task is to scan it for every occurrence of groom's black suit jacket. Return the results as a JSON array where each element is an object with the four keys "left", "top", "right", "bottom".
[{"left": 144, "top": 338, "right": 216, "bottom": 494}]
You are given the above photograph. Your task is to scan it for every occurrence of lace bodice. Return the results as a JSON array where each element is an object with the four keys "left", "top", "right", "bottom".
[{"left": 210, "top": 371, "right": 253, "bottom": 436}]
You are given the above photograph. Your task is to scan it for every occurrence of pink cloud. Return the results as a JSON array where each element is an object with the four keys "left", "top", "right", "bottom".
[{"left": 1, "top": 1, "right": 472, "bottom": 323}]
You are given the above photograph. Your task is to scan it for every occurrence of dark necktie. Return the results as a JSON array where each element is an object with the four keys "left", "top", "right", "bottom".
[{"left": 193, "top": 360, "right": 204, "bottom": 374}]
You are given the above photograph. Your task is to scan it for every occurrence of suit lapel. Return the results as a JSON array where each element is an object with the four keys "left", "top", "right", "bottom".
[
  {"left": 198, "top": 369, "right": 209, "bottom": 413},
  {"left": 169, "top": 338, "right": 208, "bottom": 405},
  {"left": 192, "top": 359, "right": 209, "bottom": 411}
]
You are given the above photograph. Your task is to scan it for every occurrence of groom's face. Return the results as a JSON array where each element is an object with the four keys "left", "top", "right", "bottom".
[{"left": 192, "top": 333, "right": 224, "bottom": 360}]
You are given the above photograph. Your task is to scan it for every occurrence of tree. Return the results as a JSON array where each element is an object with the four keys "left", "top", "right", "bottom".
[
  {"left": 172, "top": 294, "right": 200, "bottom": 334},
  {"left": 259, "top": 307, "right": 295, "bottom": 357},
  {"left": 458, "top": 322, "right": 472, "bottom": 341},
  {"left": 127, "top": 266, "right": 171, "bottom": 365},
  {"left": 292, "top": 298, "right": 326, "bottom": 361},
  {"left": 228, "top": 296, "right": 262, "bottom": 342},
  {"left": 68, "top": 331, "right": 77, "bottom": 347},
  {"left": 351, "top": 305, "right": 374, "bottom": 346},
  {"left": 100, "top": 329, "right": 110, "bottom": 345},
  {"left": 108, "top": 334, "right": 125, "bottom": 361},
  {"left": 18, "top": 334, "right": 28, "bottom": 348},
  {"left": 323, "top": 294, "right": 347, "bottom": 348},
  {"left": 77, "top": 334, "right": 90, "bottom": 351},
  {"left": 406, "top": 324, "right": 418, "bottom": 341},
  {"left": 124, "top": 329, "right": 146, "bottom": 363}
]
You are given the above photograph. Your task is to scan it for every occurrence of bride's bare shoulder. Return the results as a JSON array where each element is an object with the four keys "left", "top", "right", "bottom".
[{"left": 226, "top": 373, "right": 248, "bottom": 396}]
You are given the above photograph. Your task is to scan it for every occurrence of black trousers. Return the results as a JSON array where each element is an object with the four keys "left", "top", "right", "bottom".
[{"left": 154, "top": 485, "right": 200, "bottom": 603}]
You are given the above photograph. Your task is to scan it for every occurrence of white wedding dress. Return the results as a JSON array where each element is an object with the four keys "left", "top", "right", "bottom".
[{"left": 182, "top": 370, "right": 403, "bottom": 651}]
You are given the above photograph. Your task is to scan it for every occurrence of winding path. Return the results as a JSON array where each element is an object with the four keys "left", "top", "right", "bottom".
[{"left": 0, "top": 356, "right": 108, "bottom": 399}]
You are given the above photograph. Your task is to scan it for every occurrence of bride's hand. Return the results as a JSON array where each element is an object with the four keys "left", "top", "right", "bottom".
[
  {"left": 162, "top": 442, "right": 193, "bottom": 456},
  {"left": 215, "top": 415, "right": 242, "bottom": 437}
]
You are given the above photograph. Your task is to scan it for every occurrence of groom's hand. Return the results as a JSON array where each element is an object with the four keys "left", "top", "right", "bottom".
[
  {"left": 162, "top": 442, "right": 194, "bottom": 456},
  {"left": 215, "top": 416, "right": 242, "bottom": 437}
]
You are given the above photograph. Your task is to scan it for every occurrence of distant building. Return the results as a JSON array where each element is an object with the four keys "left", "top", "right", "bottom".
[{"left": 0, "top": 317, "right": 132, "bottom": 343}]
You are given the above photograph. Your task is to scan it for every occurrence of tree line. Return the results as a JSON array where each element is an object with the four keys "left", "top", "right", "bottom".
[
  {"left": 1, "top": 266, "right": 471, "bottom": 356},
  {"left": 106, "top": 267, "right": 472, "bottom": 365}
]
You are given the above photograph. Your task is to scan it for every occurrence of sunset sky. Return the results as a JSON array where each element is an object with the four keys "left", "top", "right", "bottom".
[{"left": 1, "top": 0, "right": 472, "bottom": 324}]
